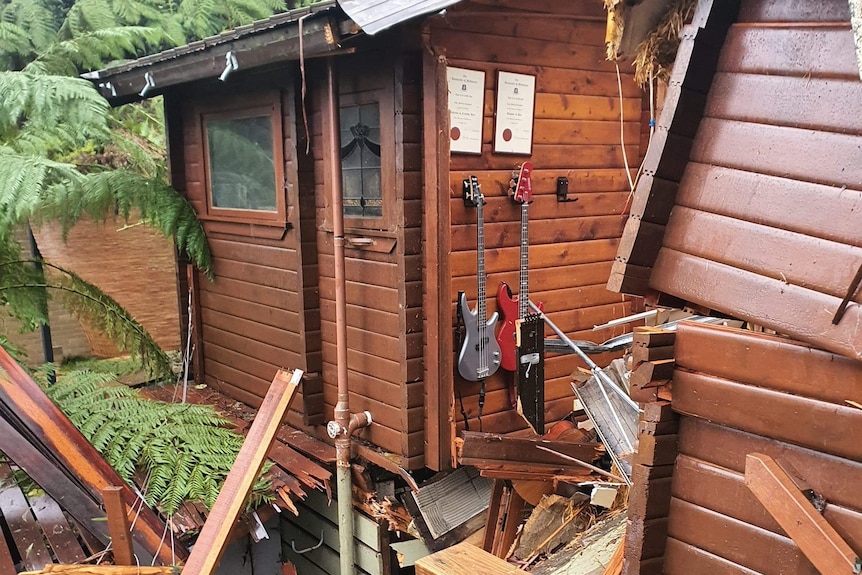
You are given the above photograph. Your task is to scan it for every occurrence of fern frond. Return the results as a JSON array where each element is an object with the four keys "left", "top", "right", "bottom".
[
  {"left": 60, "top": 0, "right": 118, "bottom": 39},
  {"left": 0, "top": 231, "right": 48, "bottom": 328},
  {"left": 25, "top": 26, "right": 168, "bottom": 76},
  {"left": 43, "top": 170, "right": 213, "bottom": 277}
]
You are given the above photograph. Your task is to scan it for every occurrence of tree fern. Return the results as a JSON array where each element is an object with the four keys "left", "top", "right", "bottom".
[
  {"left": 44, "top": 367, "right": 275, "bottom": 516},
  {"left": 0, "top": 259, "right": 173, "bottom": 378}
]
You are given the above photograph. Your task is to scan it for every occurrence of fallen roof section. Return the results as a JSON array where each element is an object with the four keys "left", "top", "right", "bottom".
[{"left": 608, "top": 0, "right": 862, "bottom": 361}]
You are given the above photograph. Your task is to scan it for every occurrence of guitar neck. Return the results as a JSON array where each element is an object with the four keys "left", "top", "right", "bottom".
[
  {"left": 518, "top": 202, "right": 529, "bottom": 318},
  {"left": 477, "top": 197, "right": 487, "bottom": 326}
]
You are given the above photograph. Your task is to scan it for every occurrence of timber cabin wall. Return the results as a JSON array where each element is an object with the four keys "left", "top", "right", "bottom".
[
  {"left": 426, "top": 0, "right": 642, "bottom": 439},
  {"left": 305, "top": 38, "right": 426, "bottom": 468},
  {"left": 169, "top": 73, "right": 324, "bottom": 421},
  {"left": 660, "top": 322, "right": 862, "bottom": 574}
]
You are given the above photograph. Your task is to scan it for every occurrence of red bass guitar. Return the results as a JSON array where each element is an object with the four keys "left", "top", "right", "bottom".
[{"left": 496, "top": 162, "right": 541, "bottom": 373}]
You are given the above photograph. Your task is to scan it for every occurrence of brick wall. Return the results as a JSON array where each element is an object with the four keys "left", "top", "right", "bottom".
[{"left": 31, "top": 215, "right": 181, "bottom": 353}]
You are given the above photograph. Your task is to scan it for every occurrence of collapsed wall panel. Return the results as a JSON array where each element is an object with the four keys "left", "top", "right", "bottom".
[{"left": 654, "top": 321, "right": 862, "bottom": 574}]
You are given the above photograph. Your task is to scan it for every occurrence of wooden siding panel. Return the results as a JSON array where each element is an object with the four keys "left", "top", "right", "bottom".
[
  {"left": 718, "top": 25, "right": 859, "bottom": 79},
  {"left": 736, "top": 0, "right": 850, "bottom": 22},
  {"left": 690, "top": 117, "right": 862, "bottom": 189},
  {"left": 667, "top": 498, "right": 818, "bottom": 575},
  {"left": 705, "top": 72, "right": 862, "bottom": 134},
  {"left": 673, "top": 321, "right": 862, "bottom": 406},
  {"left": 651, "top": 249, "right": 862, "bottom": 360},
  {"left": 662, "top": 206, "right": 862, "bottom": 300},
  {"left": 675, "top": 163, "right": 862, "bottom": 247},
  {"left": 434, "top": 9, "right": 639, "bottom": 439}
]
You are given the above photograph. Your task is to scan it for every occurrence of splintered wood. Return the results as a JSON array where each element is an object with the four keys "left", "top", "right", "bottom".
[
  {"left": 415, "top": 542, "right": 523, "bottom": 575},
  {"left": 182, "top": 369, "right": 303, "bottom": 575},
  {"left": 629, "top": 327, "right": 675, "bottom": 403}
]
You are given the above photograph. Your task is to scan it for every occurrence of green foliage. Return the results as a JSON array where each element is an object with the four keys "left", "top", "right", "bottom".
[
  {"left": 44, "top": 367, "right": 274, "bottom": 515},
  {"left": 0, "top": 257, "right": 173, "bottom": 378}
]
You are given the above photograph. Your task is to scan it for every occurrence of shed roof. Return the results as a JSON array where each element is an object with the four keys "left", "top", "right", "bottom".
[
  {"left": 338, "top": 0, "right": 461, "bottom": 35},
  {"left": 83, "top": 0, "right": 466, "bottom": 104}
]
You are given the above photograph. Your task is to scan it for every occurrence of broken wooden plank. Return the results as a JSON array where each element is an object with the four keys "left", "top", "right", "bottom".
[
  {"left": 745, "top": 453, "right": 859, "bottom": 575},
  {"left": 19, "top": 568, "right": 175, "bottom": 574},
  {"left": 28, "top": 493, "right": 87, "bottom": 564},
  {"left": 0, "top": 464, "right": 51, "bottom": 571},
  {"left": 459, "top": 431, "right": 601, "bottom": 468},
  {"left": 183, "top": 368, "right": 302, "bottom": 575},
  {"left": 416, "top": 541, "right": 523, "bottom": 575},
  {"left": 482, "top": 480, "right": 505, "bottom": 553},
  {"left": 102, "top": 487, "right": 133, "bottom": 566},
  {"left": 631, "top": 344, "right": 674, "bottom": 365},
  {"left": 630, "top": 359, "right": 675, "bottom": 390},
  {"left": 632, "top": 327, "right": 676, "bottom": 348},
  {"left": 0, "top": 349, "right": 184, "bottom": 564},
  {"left": 603, "top": 538, "right": 625, "bottom": 575}
]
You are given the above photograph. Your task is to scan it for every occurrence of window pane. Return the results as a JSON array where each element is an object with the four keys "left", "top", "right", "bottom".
[
  {"left": 207, "top": 115, "right": 277, "bottom": 211},
  {"left": 340, "top": 102, "right": 382, "bottom": 219}
]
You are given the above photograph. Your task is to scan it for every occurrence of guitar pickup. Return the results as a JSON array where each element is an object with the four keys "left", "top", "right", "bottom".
[{"left": 519, "top": 353, "right": 541, "bottom": 365}]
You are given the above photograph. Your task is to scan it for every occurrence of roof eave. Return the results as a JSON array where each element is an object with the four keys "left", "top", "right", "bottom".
[{"left": 85, "top": 5, "right": 357, "bottom": 105}]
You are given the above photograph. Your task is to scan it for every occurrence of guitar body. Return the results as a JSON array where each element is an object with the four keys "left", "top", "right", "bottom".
[
  {"left": 458, "top": 291, "right": 502, "bottom": 381},
  {"left": 496, "top": 283, "right": 519, "bottom": 372},
  {"left": 496, "top": 283, "right": 543, "bottom": 372}
]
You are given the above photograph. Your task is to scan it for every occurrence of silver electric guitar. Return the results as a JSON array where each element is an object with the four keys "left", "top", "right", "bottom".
[{"left": 458, "top": 175, "right": 502, "bottom": 381}]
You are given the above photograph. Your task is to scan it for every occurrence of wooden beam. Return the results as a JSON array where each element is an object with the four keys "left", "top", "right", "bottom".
[
  {"left": 20, "top": 568, "right": 175, "bottom": 575},
  {"left": 415, "top": 541, "right": 523, "bottom": 575},
  {"left": 0, "top": 348, "right": 184, "bottom": 564},
  {"left": 102, "top": 487, "right": 133, "bottom": 566},
  {"left": 182, "top": 369, "right": 303, "bottom": 575},
  {"left": 744, "top": 453, "right": 860, "bottom": 575},
  {"left": 459, "top": 431, "right": 601, "bottom": 467}
]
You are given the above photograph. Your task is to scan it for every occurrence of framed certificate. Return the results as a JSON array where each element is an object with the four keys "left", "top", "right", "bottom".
[
  {"left": 446, "top": 66, "right": 485, "bottom": 155},
  {"left": 493, "top": 71, "right": 536, "bottom": 155}
]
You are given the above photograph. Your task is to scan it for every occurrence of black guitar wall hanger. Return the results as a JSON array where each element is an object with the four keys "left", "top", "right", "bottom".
[{"left": 556, "top": 176, "right": 578, "bottom": 203}]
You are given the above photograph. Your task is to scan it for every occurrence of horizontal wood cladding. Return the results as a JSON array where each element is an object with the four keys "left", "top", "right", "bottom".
[
  {"left": 690, "top": 118, "right": 862, "bottom": 190},
  {"left": 432, "top": 6, "right": 640, "bottom": 438},
  {"left": 651, "top": 249, "right": 862, "bottom": 360},
  {"left": 309, "top": 50, "right": 425, "bottom": 463},
  {"left": 718, "top": 25, "right": 858, "bottom": 79},
  {"left": 674, "top": 321, "right": 862, "bottom": 405},
  {"left": 675, "top": 163, "right": 862, "bottom": 247},
  {"left": 656, "top": 321, "right": 862, "bottom": 574},
  {"left": 609, "top": 0, "right": 862, "bottom": 306},
  {"left": 667, "top": 497, "right": 819, "bottom": 575},
  {"left": 736, "top": 0, "right": 850, "bottom": 22}
]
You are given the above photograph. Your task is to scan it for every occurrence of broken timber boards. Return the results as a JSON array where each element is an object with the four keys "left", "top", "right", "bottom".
[
  {"left": 0, "top": 463, "right": 51, "bottom": 571},
  {"left": 623, "top": 401, "right": 678, "bottom": 575},
  {"left": 0, "top": 348, "right": 184, "bottom": 565},
  {"left": 745, "top": 453, "right": 859, "bottom": 575},
  {"left": 20, "top": 568, "right": 176, "bottom": 575},
  {"left": 458, "top": 431, "right": 601, "bottom": 480},
  {"left": 183, "top": 368, "right": 302, "bottom": 575},
  {"left": 415, "top": 541, "right": 522, "bottom": 575}
]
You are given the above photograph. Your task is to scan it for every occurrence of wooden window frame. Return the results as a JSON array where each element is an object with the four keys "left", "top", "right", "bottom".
[
  {"left": 199, "top": 93, "right": 286, "bottom": 227},
  {"left": 338, "top": 88, "right": 397, "bottom": 233}
]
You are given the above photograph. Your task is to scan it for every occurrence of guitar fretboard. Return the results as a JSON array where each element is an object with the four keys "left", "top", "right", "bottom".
[
  {"left": 475, "top": 178, "right": 489, "bottom": 378},
  {"left": 518, "top": 202, "right": 529, "bottom": 319}
]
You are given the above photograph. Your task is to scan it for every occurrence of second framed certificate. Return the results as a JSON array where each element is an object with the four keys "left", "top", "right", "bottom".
[{"left": 493, "top": 71, "right": 536, "bottom": 155}]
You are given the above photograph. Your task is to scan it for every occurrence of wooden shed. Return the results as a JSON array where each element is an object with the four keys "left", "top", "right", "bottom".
[
  {"left": 86, "top": 0, "right": 646, "bottom": 473},
  {"left": 609, "top": 0, "right": 862, "bottom": 573}
]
